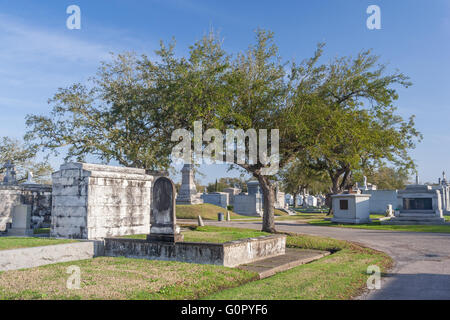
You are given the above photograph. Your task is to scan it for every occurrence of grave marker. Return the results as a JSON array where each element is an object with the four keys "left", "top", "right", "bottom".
[{"left": 147, "top": 177, "right": 184, "bottom": 242}]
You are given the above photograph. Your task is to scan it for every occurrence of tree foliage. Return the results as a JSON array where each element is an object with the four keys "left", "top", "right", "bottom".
[
  {"left": 362, "top": 166, "right": 411, "bottom": 190},
  {"left": 25, "top": 30, "right": 420, "bottom": 232},
  {"left": 0, "top": 137, "right": 53, "bottom": 184}
]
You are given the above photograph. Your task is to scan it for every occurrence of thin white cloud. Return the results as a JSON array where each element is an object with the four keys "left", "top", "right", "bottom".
[{"left": 0, "top": 13, "right": 110, "bottom": 64}]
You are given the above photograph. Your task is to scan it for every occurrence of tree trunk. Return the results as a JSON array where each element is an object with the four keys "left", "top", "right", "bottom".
[
  {"left": 256, "top": 175, "right": 276, "bottom": 233},
  {"left": 327, "top": 174, "right": 341, "bottom": 216},
  {"left": 293, "top": 192, "right": 298, "bottom": 208},
  {"left": 325, "top": 193, "right": 333, "bottom": 216}
]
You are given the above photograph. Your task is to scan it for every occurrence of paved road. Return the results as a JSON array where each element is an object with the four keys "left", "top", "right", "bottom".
[{"left": 203, "top": 220, "right": 450, "bottom": 300}]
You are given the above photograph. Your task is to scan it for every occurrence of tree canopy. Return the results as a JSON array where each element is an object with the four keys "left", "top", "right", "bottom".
[
  {"left": 25, "top": 29, "right": 421, "bottom": 232},
  {"left": 0, "top": 136, "right": 53, "bottom": 184}
]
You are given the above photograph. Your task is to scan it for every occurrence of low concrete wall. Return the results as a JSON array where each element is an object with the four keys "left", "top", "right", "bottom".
[
  {"left": 223, "top": 235, "right": 286, "bottom": 267},
  {"left": 0, "top": 241, "right": 103, "bottom": 272},
  {"left": 104, "top": 234, "right": 286, "bottom": 267}
]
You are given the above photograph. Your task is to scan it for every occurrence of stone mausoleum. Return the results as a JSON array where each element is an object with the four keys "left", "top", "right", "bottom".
[
  {"left": 51, "top": 162, "right": 153, "bottom": 239},
  {"left": 331, "top": 192, "right": 372, "bottom": 224},
  {"left": 201, "top": 192, "right": 229, "bottom": 208},
  {"left": 233, "top": 181, "right": 263, "bottom": 216},
  {"left": 382, "top": 183, "right": 446, "bottom": 225},
  {"left": 0, "top": 161, "right": 52, "bottom": 234},
  {"left": 232, "top": 180, "right": 288, "bottom": 216}
]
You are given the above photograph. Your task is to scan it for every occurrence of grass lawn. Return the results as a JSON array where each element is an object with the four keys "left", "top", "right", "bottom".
[
  {"left": 34, "top": 228, "right": 50, "bottom": 235},
  {"left": 0, "top": 237, "right": 77, "bottom": 251},
  {"left": 122, "top": 225, "right": 269, "bottom": 243},
  {"left": 294, "top": 207, "right": 328, "bottom": 214},
  {"left": 0, "top": 226, "right": 392, "bottom": 300},
  {"left": 274, "top": 209, "right": 289, "bottom": 216},
  {"left": 308, "top": 219, "right": 450, "bottom": 233},
  {"left": 176, "top": 203, "right": 245, "bottom": 220},
  {"left": 176, "top": 203, "right": 287, "bottom": 220},
  {"left": 0, "top": 257, "right": 257, "bottom": 300},
  {"left": 205, "top": 233, "right": 392, "bottom": 300}
]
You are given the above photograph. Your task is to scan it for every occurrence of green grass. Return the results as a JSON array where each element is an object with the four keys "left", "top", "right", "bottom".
[
  {"left": 33, "top": 228, "right": 50, "bottom": 235},
  {"left": 0, "top": 226, "right": 391, "bottom": 300},
  {"left": 122, "top": 225, "right": 269, "bottom": 243},
  {"left": 0, "top": 257, "right": 257, "bottom": 300},
  {"left": 369, "top": 214, "right": 386, "bottom": 220},
  {"left": 294, "top": 207, "right": 328, "bottom": 213},
  {"left": 176, "top": 203, "right": 287, "bottom": 220},
  {"left": 0, "top": 237, "right": 77, "bottom": 251},
  {"left": 205, "top": 233, "right": 392, "bottom": 300},
  {"left": 176, "top": 203, "right": 251, "bottom": 220},
  {"left": 308, "top": 219, "right": 450, "bottom": 233},
  {"left": 274, "top": 209, "right": 290, "bottom": 216}
]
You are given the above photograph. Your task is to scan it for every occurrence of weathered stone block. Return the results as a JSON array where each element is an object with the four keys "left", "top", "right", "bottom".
[{"left": 51, "top": 162, "right": 153, "bottom": 239}]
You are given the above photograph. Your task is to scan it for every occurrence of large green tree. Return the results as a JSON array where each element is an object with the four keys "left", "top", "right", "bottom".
[
  {"left": 298, "top": 50, "right": 421, "bottom": 210},
  {"left": 25, "top": 30, "right": 420, "bottom": 233}
]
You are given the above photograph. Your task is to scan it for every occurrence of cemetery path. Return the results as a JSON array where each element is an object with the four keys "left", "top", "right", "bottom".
[{"left": 206, "top": 220, "right": 450, "bottom": 300}]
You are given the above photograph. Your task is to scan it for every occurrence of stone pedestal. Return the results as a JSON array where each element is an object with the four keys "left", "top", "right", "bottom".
[
  {"left": 7, "top": 204, "right": 33, "bottom": 236},
  {"left": 331, "top": 193, "right": 371, "bottom": 224},
  {"left": 175, "top": 164, "right": 203, "bottom": 205},
  {"left": 148, "top": 177, "right": 184, "bottom": 243}
]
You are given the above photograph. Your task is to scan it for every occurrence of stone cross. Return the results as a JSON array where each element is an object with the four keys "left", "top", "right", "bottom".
[
  {"left": 2, "top": 160, "right": 17, "bottom": 185},
  {"left": 147, "top": 177, "right": 184, "bottom": 242}
]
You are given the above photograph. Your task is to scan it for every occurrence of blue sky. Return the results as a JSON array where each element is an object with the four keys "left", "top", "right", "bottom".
[{"left": 0, "top": 0, "right": 449, "bottom": 185}]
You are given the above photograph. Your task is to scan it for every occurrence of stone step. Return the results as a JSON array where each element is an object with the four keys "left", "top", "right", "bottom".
[
  {"left": 399, "top": 210, "right": 435, "bottom": 214},
  {"left": 238, "top": 248, "right": 330, "bottom": 279},
  {"left": 398, "top": 213, "right": 438, "bottom": 217},
  {"left": 396, "top": 216, "right": 444, "bottom": 221},
  {"left": 381, "top": 218, "right": 447, "bottom": 225}
]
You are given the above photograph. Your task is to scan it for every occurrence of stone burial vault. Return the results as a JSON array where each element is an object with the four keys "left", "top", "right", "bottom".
[{"left": 103, "top": 174, "right": 287, "bottom": 267}]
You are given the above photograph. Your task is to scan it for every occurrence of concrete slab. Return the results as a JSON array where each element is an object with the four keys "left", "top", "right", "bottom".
[
  {"left": 238, "top": 248, "right": 330, "bottom": 279},
  {"left": 0, "top": 241, "right": 104, "bottom": 271}
]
